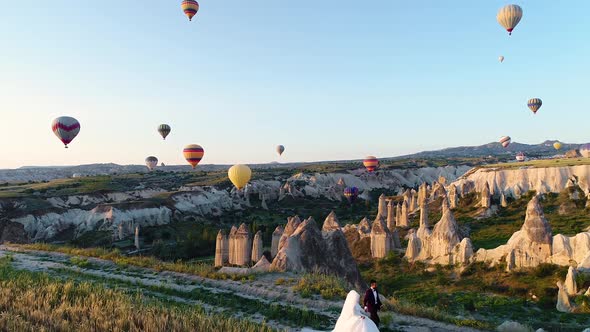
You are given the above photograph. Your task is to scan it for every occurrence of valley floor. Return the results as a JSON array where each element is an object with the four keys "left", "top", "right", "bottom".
[{"left": 0, "top": 245, "right": 483, "bottom": 332}]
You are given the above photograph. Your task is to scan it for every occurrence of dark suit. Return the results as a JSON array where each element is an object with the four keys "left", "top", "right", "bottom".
[{"left": 363, "top": 287, "right": 382, "bottom": 327}]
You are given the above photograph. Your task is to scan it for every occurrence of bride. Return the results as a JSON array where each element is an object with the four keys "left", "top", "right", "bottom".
[{"left": 332, "top": 290, "right": 380, "bottom": 332}]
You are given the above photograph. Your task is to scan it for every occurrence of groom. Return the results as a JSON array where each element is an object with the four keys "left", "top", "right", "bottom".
[{"left": 363, "top": 280, "right": 382, "bottom": 327}]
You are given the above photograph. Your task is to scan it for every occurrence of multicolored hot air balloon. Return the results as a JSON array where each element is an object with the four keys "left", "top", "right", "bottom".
[
  {"left": 527, "top": 98, "right": 542, "bottom": 114},
  {"left": 276, "top": 145, "right": 285, "bottom": 156},
  {"left": 580, "top": 144, "right": 590, "bottom": 158},
  {"left": 158, "top": 124, "right": 171, "bottom": 140},
  {"left": 363, "top": 156, "right": 379, "bottom": 173},
  {"left": 52, "top": 116, "right": 80, "bottom": 148},
  {"left": 499, "top": 136, "right": 511, "bottom": 148},
  {"left": 554, "top": 142, "right": 562, "bottom": 150},
  {"left": 181, "top": 0, "right": 199, "bottom": 21},
  {"left": 183, "top": 144, "right": 204, "bottom": 169},
  {"left": 515, "top": 152, "right": 525, "bottom": 162},
  {"left": 499, "top": 56, "right": 504, "bottom": 63},
  {"left": 344, "top": 187, "right": 359, "bottom": 204},
  {"left": 145, "top": 156, "right": 158, "bottom": 171},
  {"left": 228, "top": 164, "right": 252, "bottom": 190},
  {"left": 497, "top": 4, "right": 523, "bottom": 36}
]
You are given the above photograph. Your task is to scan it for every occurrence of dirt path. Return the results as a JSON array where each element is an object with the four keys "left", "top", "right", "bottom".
[{"left": 0, "top": 245, "right": 484, "bottom": 332}]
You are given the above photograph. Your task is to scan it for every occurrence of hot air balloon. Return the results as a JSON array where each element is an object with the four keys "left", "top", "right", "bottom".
[
  {"left": 181, "top": 0, "right": 199, "bottom": 21},
  {"left": 580, "top": 144, "right": 590, "bottom": 158},
  {"left": 183, "top": 144, "right": 204, "bottom": 169},
  {"left": 344, "top": 187, "right": 359, "bottom": 204},
  {"left": 515, "top": 152, "right": 525, "bottom": 162},
  {"left": 499, "top": 136, "right": 511, "bottom": 148},
  {"left": 363, "top": 156, "right": 379, "bottom": 173},
  {"left": 158, "top": 124, "right": 171, "bottom": 140},
  {"left": 145, "top": 156, "right": 158, "bottom": 171},
  {"left": 228, "top": 164, "right": 252, "bottom": 190},
  {"left": 52, "top": 116, "right": 80, "bottom": 148},
  {"left": 497, "top": 4, "right": 523, "bottom": 35},
  {"left": 554, "top": 142, "right": 562, "bottom": 150},
  {"left": 276, "top": 145, "right": 285, "bottom": 156},
  {"left": 527, "top": 98, "right": 542, "bottom": 114},
  {"left": 499, "top": 56, "right": 504, "bottom": 63}
]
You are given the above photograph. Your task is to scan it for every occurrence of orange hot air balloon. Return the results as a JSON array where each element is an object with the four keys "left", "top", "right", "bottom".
[
  {"left": 363, "top": 156, "right": 379, "bottom": 173},
  {"left": 181, "top": 0, "right": 199, "bottom": 21},
  {"left": 183, "top": 144, "right": 204, "bottom": 169}
]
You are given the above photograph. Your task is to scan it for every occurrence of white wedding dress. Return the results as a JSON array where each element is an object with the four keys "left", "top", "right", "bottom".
[{"left": 332, "top": 290, "right": 380, "bottom": 332}]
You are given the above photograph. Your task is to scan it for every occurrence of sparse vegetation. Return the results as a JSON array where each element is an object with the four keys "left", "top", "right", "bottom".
[
  {"left": 0, "top": 256, "right": 277, "bottom": 332},
  {"left": 293, "top": 273, "right": 348, "bottom": 300}
]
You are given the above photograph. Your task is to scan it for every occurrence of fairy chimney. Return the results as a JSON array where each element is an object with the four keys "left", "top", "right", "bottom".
[
  {"left": 370, "top": 218, "right": 392, "bottom": 259},
  {"left": 234, "top": 223, "right": 252, "bottom": 266},
  {"left": 386, "top": 200, "right": 396, "bottom": 233},
  {"left": 397, "top": 200, "right": 410, "bottom": 228},
  {"left": 377, "top": 194, "right": 387, "bottom": 219},
  {"left": 215, "top": 230, "right": 229, "bottom": 267},
  {"left": 134, "top": 226, "right": 140, "bottom": 250},
  {"left": 251, "top": 230, "right": 263, "bottom": 263},
  {"left": 481, "top": 182, "right": 491, "bottom": 208},
  {"left": 448, "top": 185, "right": 459, "bottom": 209},
  {"left": 271, "top": 225, "right": 284, "bottom": 258},
  {"left": 228, "top": 225, "right": 238, "bottom": 265}
]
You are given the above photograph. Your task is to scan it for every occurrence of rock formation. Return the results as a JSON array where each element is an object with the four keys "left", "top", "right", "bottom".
[
  {"left": 409, "top": 189, "right": 418, "bottom": 212},
  {"left": 395, "top": 203, "right": 401, "bottom": 226},
  {"left": 429, "top": 209, "right": 463, "bottom": 264},
  {"left": 405, "top": 231, "right": 420, "bottom": 261},
  {"left": 271, "top": 215, "right": 365, "bottom": 288},
  {"left": 370, "top": 218, "right": 392, "bottom": 258},
  {"left": 481, "top": 182, "right": 491, "bottom": 208},
  {"left": 429, "top": 181, "right": 447, "bottom": 202},
  {"left": 118, "top": 224, "right": 124, "bottom": 240},
  {"left": 448, "top": 185, "right": 458, "bottom": 209},
  {"left": 386, "top": 200, "right": 395, "bottom": 233},
  {"left": 228, "top": 225, "right": 237, "bottom": 265},
  {"left": 278, "top": 216, "right": 301, "bottom": 253},
  {"left": 500, "top": 192, "right": 508, "bottom": 208},
  {"left": 134, "top": 226, "right": 140, "bottom": 250},
  {"left": 377, "top": 194, "right": 387, "bottom": 219},
  {"left": 416, "top": 200, "right": 431, "bottom": 242},
  {"left": 215, "top": 230, "right": 229, "bottom": 267},
  {"left": 358, "top": 217, "right": 372, "bottom": 237},
  {"left": 251, "top": 255, "right": 271, "bottom": 272},
  {"left": 251, "top": 230, "right": 263, "bottom": 263},
  {"left": 233, "top": 223, "right": 251, "bottom": 266},
  {"left": 271, "top": 225, "right": 284, "bottom": 258},
  {"left": 565, "top": 266, "right": 577, "bottom": 296},
  {"left": 556, "top": 281, "right": 575, "bottom": 313},
  {"left": 397, "top": 201, "right": 409, "bottom": 228},
  {"left": 474, "top": 196, "right": 553, "bottom": 269},
  {"left": 322, "top": 211, "right": 341, "bottom": 232}
]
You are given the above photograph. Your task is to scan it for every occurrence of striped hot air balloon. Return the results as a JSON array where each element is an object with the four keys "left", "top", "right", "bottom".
[
  {"left": 52, "top": 116, "right": 80, "bottom": 148},
  {"left": 158, "top": 124, "right": 171, "bottom": 140},
  {"left": 276, "top": 145, "right": 285, "bottom": 156},
  {"left": 183, "top": 144, "right": 204, "bottom": 169},
  {"left": 527, "top": 98, "right": 542, "bottom": 114},
  {"left": 515, "top": 152, "right": 525, "bottom": 162},
  {"left": 344, "top": 187, "right": 359, "bottom": 204},
  {"left": 181, "top": 0, "right": 199, "bottom": 21},
  {"left": 580, "top": 144, "right": 590, "bottom": 158},
  {"left": 499, "top": 136, "right": 511, "bottom": 148},
  {"left": 497, "top": 4, "right": 523, "bottom": 36},
  {"left": 228, "top": 164, "right": 252, "bottom": 190},
  {"left": 145, "top": 156, "right": 158, "bottom": 171},
  {"left": 363, "top": 156, "right": 379, "bottom": 173}
]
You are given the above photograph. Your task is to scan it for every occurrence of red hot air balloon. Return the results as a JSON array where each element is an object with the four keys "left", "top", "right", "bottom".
[
  {"left": 363, "top": 156, "right": 379, "bottom": 173},
  {"left": 52, "top": 116, "right": 80, "bottom": 148}
]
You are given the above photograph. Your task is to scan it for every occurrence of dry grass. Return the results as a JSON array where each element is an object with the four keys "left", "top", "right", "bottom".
[{"left": 0, "top": 256, "right": 276, "bottom": 332}]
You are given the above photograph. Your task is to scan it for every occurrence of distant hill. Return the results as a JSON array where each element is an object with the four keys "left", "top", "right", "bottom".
[
  {"left": 0, "top": 141, "right": 583, "bottom": 183},
  {"left": 403, "top": 140, "right": 580, "bottom": 159}
]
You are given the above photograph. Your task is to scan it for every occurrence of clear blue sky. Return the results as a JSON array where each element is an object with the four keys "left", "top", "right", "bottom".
[{"left": 1, "top": 1, "right": 589, "bottom": 168}]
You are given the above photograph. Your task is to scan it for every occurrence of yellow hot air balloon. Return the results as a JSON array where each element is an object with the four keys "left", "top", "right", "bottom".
[
  {"left": 554, "top": 142, "right": 562, "bottom": 150},
  {"left": 228, "top": 164, "right": 252, "bottom": 190}
]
